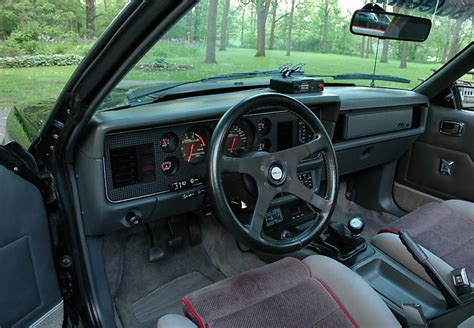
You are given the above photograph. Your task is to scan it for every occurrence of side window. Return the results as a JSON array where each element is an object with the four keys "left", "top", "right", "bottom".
[
  {"left": 458, "top": 85, "right": 474, "bottom": 110},
  {"left": 0, "top": 2, "right": 125, "bottom": 147},
  {"left": 457, "top": 71, "right": 474, "bottom": 110}
]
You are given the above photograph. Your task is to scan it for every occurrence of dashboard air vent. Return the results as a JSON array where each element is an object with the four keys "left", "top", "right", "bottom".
[{"left": 110, "top": 146, "right": 138, "bottom": 188}]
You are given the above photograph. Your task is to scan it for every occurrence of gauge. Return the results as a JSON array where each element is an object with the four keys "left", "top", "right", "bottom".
[
  {"left": 160, "top": 132, "right": 178, "bottom": 153},
  {"left": 225, "top": 124, "right": 250, "bottom": 156},
  {"left": 257, "top": 139, "right": 272, "bottom": 152},
  {"left": 257, "top": 118, "right": 272, "bottom": 136},
  {"left": 161, "top": 156, "right": 179, "bottom": 176},
  {"left": 181, "top": 129, "right": 207, "bottom": 164}
]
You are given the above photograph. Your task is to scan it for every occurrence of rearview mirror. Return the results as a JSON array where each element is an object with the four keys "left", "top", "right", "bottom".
[{"left": 350, "top": 9, "right": 431, "bottom": 42}]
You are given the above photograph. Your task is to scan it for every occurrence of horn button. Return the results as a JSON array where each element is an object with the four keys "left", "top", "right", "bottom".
[{"left": 268, "top": 163, "right": 287, "bottom": 186}]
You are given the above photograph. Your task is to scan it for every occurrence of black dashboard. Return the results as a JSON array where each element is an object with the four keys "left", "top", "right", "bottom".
[
  {"left": 103, "top": 109, "right": 318, "bottom": 203},
  {"left": 76, "top": 87, "right": 429, "bottom": 236}
]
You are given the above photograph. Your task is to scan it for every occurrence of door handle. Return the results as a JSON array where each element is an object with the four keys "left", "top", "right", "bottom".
[{"left": 439, "top": 120, "right": 465, "bottom": 136}]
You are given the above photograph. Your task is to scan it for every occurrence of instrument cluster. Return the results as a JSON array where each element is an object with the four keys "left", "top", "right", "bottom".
[
  {"left": 105, "top": 110, "right": 316, "bottom": 202},
  {"left": 158, "top": 119, "right": 264, "bottom": 176}
]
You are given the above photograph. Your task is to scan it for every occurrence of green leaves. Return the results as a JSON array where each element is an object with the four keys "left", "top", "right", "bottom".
[{"left": 0, "top": 54, "right": 83, "bottom": 68}]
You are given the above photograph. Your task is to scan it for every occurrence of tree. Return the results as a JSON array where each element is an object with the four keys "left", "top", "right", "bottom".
[
  {"left": 380, "top": 39, "right": 389, "bottom": 62},
  {"left": 400, "top": 41, "right": 408, "bottom": 68},
  {"left": 86, "top": 0, "right": 96, "bottom": 33},
  {"left": 447, "top": 18, "right": 463, "bottom": 61},
  {"left": 286, "top": 0, "right": 296, "bottom": 56},
  {"left": 268, "top": 1, "right": 278, "bottom": 50},
  {"left": 268, "top": 2, "right": 290, "bottom": 51},
  {"left": 240, "top": 3, "right": 246, "bottom": 47},
  {"left": 205, "top": 0, "right": 219, "bottom": 63},
  {"left": 360, "top": 36, "right": 366, "bottom": 58},
  {"left": 219, "top": 0, "right": 230, "bottom": 51},
  {"left": 255, "top": 0, "right": 271, "bottom": 57},
  {"left": 398, "top": 7, "right": 408, "bottom": 68},
  {"left": 320, "top": 0, "right": 330, "bottom": 53},
  {"left": 380, "top": 2, "right": 389, "bottom": 63}
]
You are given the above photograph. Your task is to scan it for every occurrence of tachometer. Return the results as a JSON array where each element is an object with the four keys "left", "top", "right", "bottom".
[
  {"left": 225, "top": 124, "right": 250, "bottom": 156},
  {"left": 181, "top": 129, "right": 207, "bottom": 164}
]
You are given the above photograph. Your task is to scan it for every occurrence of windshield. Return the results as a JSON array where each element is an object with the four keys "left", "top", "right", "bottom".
[{"left": 105, "top": 0, "right": 472, "bottom": 108}]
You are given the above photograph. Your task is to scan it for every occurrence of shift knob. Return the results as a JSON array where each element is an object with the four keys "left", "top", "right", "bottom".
[{"left": 348, "top": 217, "right": 365, "bottom": 236}]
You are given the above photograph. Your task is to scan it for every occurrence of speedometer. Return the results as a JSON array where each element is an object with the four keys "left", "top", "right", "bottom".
[
  {"left": 225, "top": 124, "right": 250, "bottom": 156},
  {"left": 181, "top": 129, "right": 207, "bottom": 164}
]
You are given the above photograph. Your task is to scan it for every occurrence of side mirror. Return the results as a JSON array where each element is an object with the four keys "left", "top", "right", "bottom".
[{"left": 350, "top": 9, "right": 432, "bottom": 42}]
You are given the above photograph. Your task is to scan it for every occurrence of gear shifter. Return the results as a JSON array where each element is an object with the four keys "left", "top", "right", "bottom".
[
  {"left": 348, "top": 217, "right": 365, "bottom": 237},
  {"left": 324, "top": 217, "right": 367, "bottom": 261}
]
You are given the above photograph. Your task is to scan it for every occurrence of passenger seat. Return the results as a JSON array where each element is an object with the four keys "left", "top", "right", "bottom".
[{"left": 372, "top": 200, "right": 474, "bottom": 287}]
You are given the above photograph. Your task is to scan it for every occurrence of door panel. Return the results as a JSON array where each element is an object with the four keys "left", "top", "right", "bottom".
[
  {"left": 396, "top": 104, "right": 474, "bottom": 203},
  {"left": 0, "top": 165, "right": 63, "bottom": 327}
]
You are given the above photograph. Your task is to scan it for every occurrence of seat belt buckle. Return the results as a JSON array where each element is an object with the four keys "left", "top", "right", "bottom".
[
  {"left": 402, "top": 303, "right": 428, "bottom": 328},
  {"left": 452, "top": 268, "right": 471, "bottom": 296}
]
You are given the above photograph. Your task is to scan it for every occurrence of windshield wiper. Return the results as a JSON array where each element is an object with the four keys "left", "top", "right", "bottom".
[
  {"left": 126, "top": 69, "right": 288, "bottom": 105},
  {"left": 306, "top": 73, "right": 410, "bottom": 84},
  {"left": 126, "top": 66, "right": 410, "bottom": 107}
]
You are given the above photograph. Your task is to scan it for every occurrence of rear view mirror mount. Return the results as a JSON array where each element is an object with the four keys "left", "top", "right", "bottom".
[{"left": 350, "top": 6, "right": 432, "bottom": 42}]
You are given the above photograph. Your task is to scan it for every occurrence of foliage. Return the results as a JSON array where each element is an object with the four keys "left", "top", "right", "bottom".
[
  {"left": 135, "top": 58, "right": 195, "bottom": 72},
  {"left": 6, "top": 98, "right": 56, "bottom": 147},
  {"left": 0, "top": 0, "right": 472, "bottom": 144},
  {"left": 0, "top": 54, "right": 83, "bottom": 68},
  {"left": 6, "top": 107, "right": 31, "bottom": 148}
]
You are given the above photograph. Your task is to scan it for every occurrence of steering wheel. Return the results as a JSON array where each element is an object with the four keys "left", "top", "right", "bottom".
[{"left": 208, "top": 93, "right": 338, "bottom": 253}]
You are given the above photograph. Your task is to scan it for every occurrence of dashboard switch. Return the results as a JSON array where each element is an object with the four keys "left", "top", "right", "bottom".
[
  {"left": 126, "top": 212, "right": 142, "bottom": 226},
  {"left": 298, "top": 172, "right": 313, "bottom": 189}
]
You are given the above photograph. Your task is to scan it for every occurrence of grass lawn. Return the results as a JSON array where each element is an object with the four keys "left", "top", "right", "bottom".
[
  {"left": 0, "top": 47, "right": 441, "bottom": 146},
  {"left": 0, "top": 48, "right": 442, "bottom": 109},
  {"left": 0, "top": 65, "right": 76, "bottom": 109},
  {"left": 127, "top": 48, "right": 440, "bottom": 89}
]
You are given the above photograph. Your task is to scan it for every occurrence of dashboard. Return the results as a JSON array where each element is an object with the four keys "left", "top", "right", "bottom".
[
  {"left": 76, "top": 87, "right": 429, "bottom": 236},
  {"left": 103, "top": 110, "right": 317, "bottom": 203}
]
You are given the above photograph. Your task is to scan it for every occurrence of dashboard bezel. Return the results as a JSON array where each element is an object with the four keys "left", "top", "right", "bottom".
[{"left": 103, "top": 109, "right": 318, "bottom": 203}]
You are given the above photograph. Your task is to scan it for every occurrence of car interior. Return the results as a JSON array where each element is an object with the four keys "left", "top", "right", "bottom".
[{"left": 1, "top": 1, "right": 473, "bottom": 328}]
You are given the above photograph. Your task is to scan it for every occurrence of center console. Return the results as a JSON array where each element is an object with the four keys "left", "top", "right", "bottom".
[
  {"left": 351, "top": 244, "right": 447, "bottom": 321},
  {"left": 309, "top": 217, "right": 474, "bottom": 325}
]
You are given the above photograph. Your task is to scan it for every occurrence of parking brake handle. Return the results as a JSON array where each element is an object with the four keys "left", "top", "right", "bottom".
[{"left": 399, "top": 230, "right": 462, "bottom": 309}]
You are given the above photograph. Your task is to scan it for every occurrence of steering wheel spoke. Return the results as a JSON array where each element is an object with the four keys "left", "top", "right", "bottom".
[
  {"left": 248, "top": 186, "right": 276, "bottom": 238},
  {"left": 221, "top": 153, "right": 267, "bottom": 177},
  {"left": 275, "top": 134, "right": 326, "bottom": 163},
  {"left": 285, "top": 179, "right": 331, "bottom": 212}
]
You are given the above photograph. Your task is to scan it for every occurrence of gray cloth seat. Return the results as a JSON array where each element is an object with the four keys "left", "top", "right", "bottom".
[
  {"left": 374, "top": 200, "right": 474, "bottom": 284},
  {"left": 158, "top": 255, "right": 400, "bottom": 328}
]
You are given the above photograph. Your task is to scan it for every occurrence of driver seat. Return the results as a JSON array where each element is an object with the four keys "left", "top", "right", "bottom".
[{"left": 157, "top": 255, "right": 400, "bottom": 328}]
